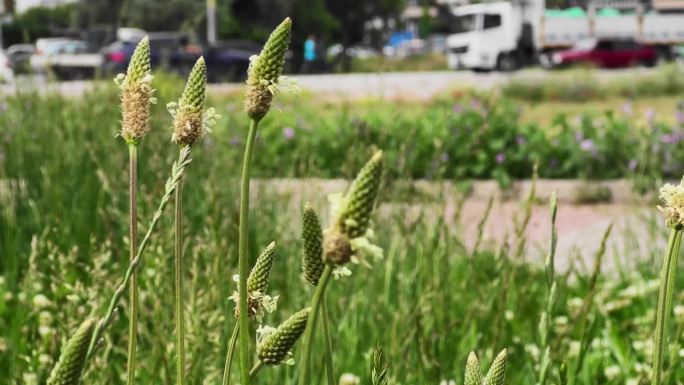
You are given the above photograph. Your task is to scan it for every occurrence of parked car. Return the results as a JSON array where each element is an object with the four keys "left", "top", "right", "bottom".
[
  {"left": 541, "top": 38, "right": 658, "bottom": 69},
  {"left": 6, "top": 44, "right": 35, "bottom": 74},
  {"left": 0, "top": 50, "right": 15, "bottom": 83},
  {"left": 102, "top": 33, "right": 256, "bottom": 82},
  {"left": 29, "top": 37, "right": 101, "bottom": 79}
]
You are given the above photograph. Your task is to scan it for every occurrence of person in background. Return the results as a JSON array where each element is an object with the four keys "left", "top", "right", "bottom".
[{"left": 301, "top": 35, "right": 317, "bottom": 74}]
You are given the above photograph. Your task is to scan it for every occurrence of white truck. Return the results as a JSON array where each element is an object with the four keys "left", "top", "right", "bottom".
[{"left": 443, "top": 0, "right": 684, "bottom": 71}]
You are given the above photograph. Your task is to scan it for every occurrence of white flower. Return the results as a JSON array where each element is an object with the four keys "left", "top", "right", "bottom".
[
  {"left": 339, "top": 373, "right": 360, "bottom": 385},
  {"left": 603, "top": 365, "right": 621, "bottom": 380},
  {"left": 32, "top": 294, "right": 50, "bottom": 308},
  {"left": 333, "top": 266, "right": 352, "bottom": 279},
  {"left": 505, "top": 310, "right": 514, "bottom": 321},
  {"left": 568, "top": 340, "right": 581, "bottom": 357},
  {"left": 38, "top": 354, "right": 51, "bottom": 365}
]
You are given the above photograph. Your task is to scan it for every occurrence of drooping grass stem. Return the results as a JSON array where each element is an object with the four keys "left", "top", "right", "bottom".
[
  {"left": 175, "top": 149, "right": 186, "bottom": 385},
  {"left": 126, "top": 143, "right": 139, "bottom": 385},
  {"left": 321, "top": 296, "right": 335, "bottom": 385},
  {"left": 87, "top": 146, "right": 192, "bottom": 360},
  {"left": 651, "top": 227, "right": 682, "bottom": 385},
  {"left": 298, "top": 264, "right": 334, "bottom": 385},
  {"left": 221, "top": 323, "right": 239, "bottom": 385},
  {"left": 238, "top": 118, "right": 260, "bottom": 385}
]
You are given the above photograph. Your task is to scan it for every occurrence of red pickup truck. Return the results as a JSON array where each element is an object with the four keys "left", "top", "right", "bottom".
[{"left": 543, "top": 38, "right": 658, "bottom": 69}]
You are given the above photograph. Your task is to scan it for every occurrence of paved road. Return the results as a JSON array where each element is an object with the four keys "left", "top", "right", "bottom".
[{"left": 1, "top": 66, "right": 665, "bottom": 100}]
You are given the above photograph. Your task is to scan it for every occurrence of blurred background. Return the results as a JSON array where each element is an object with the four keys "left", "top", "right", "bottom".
[{"left": 0, "top": 0, "right": 683, "bottom": 81}]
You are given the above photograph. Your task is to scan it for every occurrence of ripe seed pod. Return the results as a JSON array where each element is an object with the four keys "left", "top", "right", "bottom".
[
  {"left": 119, "top": 37, "right": 153, "bottom": 144},
  {"left": 484, "top": 349, "right": 507, "bottom": 385},
  {"left": 257, "top": 307, "right": 310, "bottom": 365},
  {"left": 172, "top": 57, "right": 207, "bottom": 146},
  {"left": 47, "top": 318, "right": 97, "bottom": 385},
  {"left": 247, "top": 241, "right": 276, "bottom": 294},
  {"left": 245, "top": 18, "right": 291, "bottom": 120},
  {"left": 337, "top": 151, "right": 384, "bottom": 238},
  {"left": 465, "top": 352, "right": 483, "bottom": 385},
  {"left": 302, "top": 203, "right": 324, "bottom": 285}
]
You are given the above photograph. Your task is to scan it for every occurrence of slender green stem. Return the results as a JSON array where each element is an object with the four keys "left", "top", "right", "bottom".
[
  {"left": 87, "top": 146, "right": 192, "bottom": 360},
  {"left": 175, "top": 150, "right": 186, "bottom": 385},
  {"left": 126, "top": 143, "right": 139, "bottom": 385},
  {"left": 222, "top": 323, "right": 239, "bottom": 385},
  {"left": 651, "top": 227, "right": 682, "bottom": 385},
  {"left": 238, "top": 118, "right": 260, "bottom": 385},
  {"left": 298, "top": 264, "right": 334, "bottom": 385},
  {"left": 321, "top": 295, "right": 335, "bottom": 385},
  {"left": 249, "top": 361, "right": 264, "bottom": 378}
]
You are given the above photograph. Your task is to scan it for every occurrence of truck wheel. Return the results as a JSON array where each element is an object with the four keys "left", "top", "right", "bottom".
[{"left": 496, "top": 53, "right": 519, "bottom": 72}]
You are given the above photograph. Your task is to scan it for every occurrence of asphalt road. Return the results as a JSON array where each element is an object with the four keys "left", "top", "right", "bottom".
[{"left": 1, "top": 66, "right": 666, "bottom": 100}]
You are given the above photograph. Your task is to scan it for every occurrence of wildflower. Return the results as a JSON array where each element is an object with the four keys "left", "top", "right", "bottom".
[
  {"left": 603, "top": 365, "right": 620, "bottom": 380},
  {"left": 657, "top": 177, "right": 684, "bottom": 228},
  {"left": 230, "top": 245, "right": 279, "bottom": 321},
  {"left": 516, "top": 135, "right": 526, "bottom": 145},
  {"left": 495, "top": 152, "right": 505, "bottom": 164},
  {"left": 568, "top": 340, "right": 581, "bottom": 357},
  {"left": 505, "top": 310, "right": 513, "bottom": 321},
  {"left": 283, "top": 127, "right": 295, "bottom": 140},
  {"left": 169, "top": 57, "right": 220, "bottom": 146},
  {"left": 302, "top": 204, "right": 324, "bottom": 286},
  {"left": 580, "top": 139, "right": 596, "bottom": 152},
  {"left": 116, "top": 37, "right": 155, "bottom": 144},
  {"left": 622, "top": 101, "right": 633, "bottom": 115},
  {"left": 645, "top": 108, "right": 656, "bottom": 123},
  {"left": 628, "top": 159, "right": 638, "bottom": 171},
  {"left": 484, "top": 349, "right": 507, "bottom": 385},
  {"left": 452, "top": 103, "right": 463, "bottom": 113},
  {"left": 33, "top": 294, "right": 51, "bottom": 308},
  {"left": 257, "top": 307, "right": 309, "bottom": 365},
  {"left": 339, "top": 373, "right": 361, "bottom": 385},
  {"left": 245, "top": 18, "right": 292, "bottom": 120},
  {"left": 464, "top": 352, "right": 482, "bottom": 385}
]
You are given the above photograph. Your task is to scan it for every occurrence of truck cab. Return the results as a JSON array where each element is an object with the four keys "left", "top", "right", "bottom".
[{"left": 447, "top": 1, "right": 532, "bottom": 71}]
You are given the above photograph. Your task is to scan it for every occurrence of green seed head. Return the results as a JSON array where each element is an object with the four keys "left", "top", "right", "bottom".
[
  {"left": 371, "top": 344, "right": 389, "bottom": 385},
  {"left": 172, "top": 57, "right": 207, "bottom": 146},
  {"left": 337, "top": 151, "right": 384, "bottom": 238},
  {"left": 119, "top": 36, "right": 153, "bottom": 144},
  {"left": 257, "top": 307, "right": 309, "bottom": 365},
  {"left": 302, "top": 203, "right": 324, "bottom": 285},
  {"left": 247, "top": 241, "right": 277, "bottom": 294},
  {"left": 484, "top": 349, "right": 507, "bottom": 385},
  {"left": 465, "top": 352, "right": 483, "bottom": 385},
  {"left": 47, "top": 318, "right": 97, "bottom": 385},
  {"left": 126, "top": 36, "right": 151, "bottom": 84},
  {"left": 245, "top": 17, "right": 292, "bottom": 120}
]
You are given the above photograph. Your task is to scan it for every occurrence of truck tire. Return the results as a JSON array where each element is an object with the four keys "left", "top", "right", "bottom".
[{"left": 496, "top": 53, "right": 519, "bottom": 72}]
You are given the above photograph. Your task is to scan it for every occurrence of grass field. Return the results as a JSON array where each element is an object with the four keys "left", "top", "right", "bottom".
[{"left": 2, "top": 67, "right": 684, "bottom": 385}]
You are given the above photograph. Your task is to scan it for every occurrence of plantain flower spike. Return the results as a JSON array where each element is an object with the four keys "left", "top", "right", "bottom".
[
  {"left": 337, "top": 150, "right": 384, "bottom": 238},
  {"left": 465, "top": 352, "right": 483, "bottom": 385},
  {"left": 247, "top": 241, "right": 277, "bottom": 294},
  {"left": 657, "top": 176, "right": 684, "bottom": 229},
  {"left": 483, "top": 349, "right": 508, "bottom": 385},
  {"left": 245, "top": 17, "right": 292, "bottom": 120},
  {"left": 47, "top": 318, "right": 97, "bottom": 385},
  {"left": 231, "top": 242, "right": 279, "bottom": 319},
  {"left": 169, "top": 57, "right": 220, "bottom": 146},
  {"left": 324, "top": 151, "right": 384, "bottom": 265},
  {"left": 302, "top": 203, "right": 324, "bottom": 285},
  {"left": 117, "top": 36, "right": 155, "bottom": 145},
  {"left": 257, "top": 307, "right": 310, "bottom": 365}
]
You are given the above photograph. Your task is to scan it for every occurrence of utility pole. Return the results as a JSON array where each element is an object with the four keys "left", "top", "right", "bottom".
[{"left": 207, "top": 0, "right": 216, "bottom": 45}]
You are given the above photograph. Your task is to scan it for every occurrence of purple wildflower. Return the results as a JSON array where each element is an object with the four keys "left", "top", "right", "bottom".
[
  {"left": 580, "top": 139, "right": 597, "bottom": 156},
  {"left": 628, "top": 159, "right": 638, "bottom": 171},
  {"left": 644, "top": 108, "right": 656, "bottom": 123},
  {"left": 621, "top": 102, "right": 633, "bottom": 116},
  {"left": 283, "top": 127, "right": 295, "bottom": 140},
  {"left": 676, "top": 110, "right": 684, "bottom": 125},
  {"left": 495, "top": 152, "right": 505, "bottom": 164},
  {"left": 516, "top": 136, "right": 526, "bottom": 145},
  {"left": 452, "top": 103, "right": 463, "bottom": 113}
]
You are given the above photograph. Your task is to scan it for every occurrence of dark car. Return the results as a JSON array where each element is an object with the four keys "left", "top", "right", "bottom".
[
  {"left": 543, "top": 38, "right": 658, "bottom": 69},
  {"left": 102, "top": 33, "right": 256, "bottom": 82}
]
